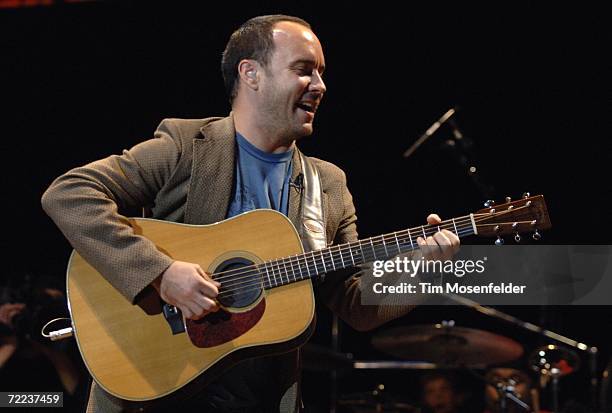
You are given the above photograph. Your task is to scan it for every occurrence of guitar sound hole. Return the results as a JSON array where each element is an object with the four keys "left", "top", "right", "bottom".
[{"left": 215, "top": 257, "right": 262, "bottom": 309}]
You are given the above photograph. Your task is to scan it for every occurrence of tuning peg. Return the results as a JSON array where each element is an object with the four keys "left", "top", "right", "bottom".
[
  {"left": 532, "top": 230, "right": 542, "bottom": 241},
  {"left": 495, "top": 236, "right": 504, "bottom": 246},
  {"left": 523, "top": 192, "right": 531, "bottom": 199},
  {"left": 514, "top": 233, "right": 521, "bottom": 243},
  {"left": 505, "top": 196, "right": 512, "bottom": 203},
  {"left": 484, "top": 200, "right": 496, "bottom": 208}
]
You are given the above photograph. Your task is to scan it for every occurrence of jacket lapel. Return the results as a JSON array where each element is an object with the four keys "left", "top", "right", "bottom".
[
  {"left": 184, "top": 116, "right": 236, "bottom": 225},
  {"left": 288, "top": 148, "right": 303, "bottom": 229}
]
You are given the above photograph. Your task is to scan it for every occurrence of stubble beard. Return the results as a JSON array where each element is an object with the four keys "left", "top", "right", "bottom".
[{"left": 258, "top": 97, "right": 306, "bottom": 145}]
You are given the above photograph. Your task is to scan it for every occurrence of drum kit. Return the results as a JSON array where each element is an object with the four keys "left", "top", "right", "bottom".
[{"left": 304, "top": 315, "right": 603, "bottom": 413}]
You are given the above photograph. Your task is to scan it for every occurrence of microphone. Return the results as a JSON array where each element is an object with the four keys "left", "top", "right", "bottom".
[
  {"left": 403, "top": 107, "right": 457, "bottom": 158},
  {"left": 290, "top": 173, "right": 304, "bottom": 191}
]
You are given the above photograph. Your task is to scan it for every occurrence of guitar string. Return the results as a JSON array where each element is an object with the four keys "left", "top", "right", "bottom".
[
  {"left": 214, "top": 222, "right": 475, "bottom": 290},
  {"left": 210, "top": 204, "right": 534, "bottom": 284},
  {"left": 211, "top": 216, "right": 476, "bottom": 286},
  {"left": 217, "top": 217, "right": 538, "bottom": 296},
  {"left": 213, "top": 215, "right": 497, "bottom": 292},
  {"left": 215, "top": 227, "right": 477, "bottom": 298},
  {"left": 212, "top": 206, "right": 537, "bottom": 297},
  {"left": 216, "top": 224, "right": 477, "bottom": 291}
]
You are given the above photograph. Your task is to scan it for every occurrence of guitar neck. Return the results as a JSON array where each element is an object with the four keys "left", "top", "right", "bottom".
[{"left": 257, "top": 214, "right": 477, "bottom": 289}]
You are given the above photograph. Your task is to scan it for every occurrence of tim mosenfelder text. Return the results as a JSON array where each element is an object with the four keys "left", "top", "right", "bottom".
[{"left": 371, "top": 256, "right": 527, "bottom": 295}]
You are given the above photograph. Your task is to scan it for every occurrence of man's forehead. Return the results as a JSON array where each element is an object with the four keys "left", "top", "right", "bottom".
[
  {"left": 270, "top": 21, "right": 325, "bottom": 67},
  {"left": 272, "top": 21, "right": 318, "bottom": 45}
]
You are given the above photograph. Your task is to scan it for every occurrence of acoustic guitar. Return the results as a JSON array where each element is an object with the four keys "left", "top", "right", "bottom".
[{"left": 66, "top": 194, "right": 550, "bottom": 406}]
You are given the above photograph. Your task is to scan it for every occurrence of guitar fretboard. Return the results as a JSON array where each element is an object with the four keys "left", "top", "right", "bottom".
[{"left": 258, "top": 215, "right": 476, "bottom": 289}]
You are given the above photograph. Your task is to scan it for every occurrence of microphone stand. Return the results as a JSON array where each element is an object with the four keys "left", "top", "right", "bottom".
[
  {"left": 442, "top": 293, "right": 599, "bottom": 413},
  {"left": 444, "top": 117, "right": 495, "bottom": 199},
  {"left": 330, "top": 314, "right": 340, "bottom": 413},
  {"left": 403, "top": 107, "right": 495, "bottom": 199},
  {"left": 403, "top": 108, "right": 456, "bottom": 158},
  {"left": 494, "top": 378, "right": 532, "bottom": 413}
]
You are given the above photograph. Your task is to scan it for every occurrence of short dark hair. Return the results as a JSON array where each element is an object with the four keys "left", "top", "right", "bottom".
[{"left": 221, "top": 15, "right": 311, "bottom": 104}]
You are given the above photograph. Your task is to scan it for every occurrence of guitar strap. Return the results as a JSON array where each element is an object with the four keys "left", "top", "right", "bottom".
[
  {"left": 296, "top": 151, "right": 327, "bottom": 254},
  {"left": 288, "top": 151, "right": 326, "bottom": 413}
]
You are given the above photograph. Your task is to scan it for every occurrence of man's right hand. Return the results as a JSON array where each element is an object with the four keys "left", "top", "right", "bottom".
[{"left": 153, "top": 261, "right": 220, "bottom": 320}]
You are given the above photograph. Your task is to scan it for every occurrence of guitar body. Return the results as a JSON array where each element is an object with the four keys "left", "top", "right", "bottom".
[
  {"left": 65, "top": 194, "right": 551, "bottom": 407},
  {"left": 66, "top": 209, "right": 315, "bottom": 405}
]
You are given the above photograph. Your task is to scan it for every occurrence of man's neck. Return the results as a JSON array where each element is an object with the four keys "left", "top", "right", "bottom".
[{"left": 233, "top": 111, "right": 295, "bottom": 154}]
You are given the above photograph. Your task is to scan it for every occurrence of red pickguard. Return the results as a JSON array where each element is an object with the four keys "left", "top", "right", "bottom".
[{"left": 185, "top": 299, "right": 266, "bottom": 348}]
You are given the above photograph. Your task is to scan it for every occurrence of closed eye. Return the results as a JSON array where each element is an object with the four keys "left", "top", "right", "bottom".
[{"left": 291, "top": 59, "right": 324, "bottom": 77}]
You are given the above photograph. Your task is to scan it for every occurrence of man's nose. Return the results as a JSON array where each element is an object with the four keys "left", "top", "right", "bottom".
[{"left": 310, "top": 70, "right": 326, "bottom": 94}]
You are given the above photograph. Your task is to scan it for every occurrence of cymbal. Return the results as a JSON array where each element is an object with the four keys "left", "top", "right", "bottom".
[{"left": 372, "top": 324, "right": 524, "bottom": 367}]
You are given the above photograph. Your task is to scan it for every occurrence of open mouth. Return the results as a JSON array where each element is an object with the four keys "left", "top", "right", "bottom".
[{"left": 296, "top": 101, "right": 316, "bottom": 114}]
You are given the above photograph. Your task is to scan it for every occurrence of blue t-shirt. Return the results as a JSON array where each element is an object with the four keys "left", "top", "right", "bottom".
[{"left": 226, "top": 132, "right": 294, "bottom": 218}]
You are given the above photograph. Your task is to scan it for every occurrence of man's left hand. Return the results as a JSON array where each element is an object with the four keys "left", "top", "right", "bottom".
[{"left": 416, "top": 213, "right": 460, "bottom": 261}]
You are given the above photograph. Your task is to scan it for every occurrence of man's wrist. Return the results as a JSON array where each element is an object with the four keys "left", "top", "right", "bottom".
[{"left": 151, "top": 276, "right": 162, "bottom": 294}]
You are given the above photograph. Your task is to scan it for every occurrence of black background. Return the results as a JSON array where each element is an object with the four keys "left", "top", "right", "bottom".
[{"left": 1, "top": 1, "right": 610, "bottom": 411}]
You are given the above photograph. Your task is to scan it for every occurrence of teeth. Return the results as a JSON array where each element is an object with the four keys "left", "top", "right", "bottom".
[{"left": 298, "top": 102, "right": 314, "bottom": 111}]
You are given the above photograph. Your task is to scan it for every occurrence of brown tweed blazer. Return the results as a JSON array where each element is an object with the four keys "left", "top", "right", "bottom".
[{"left": 42, "top": 115, "right": 414, "bottom": 412}]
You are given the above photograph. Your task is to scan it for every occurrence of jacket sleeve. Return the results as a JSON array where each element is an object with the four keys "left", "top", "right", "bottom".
[
  {"left": 41, "top": 119, "right": 183, "bottom": 302},
  {"left": 317, "top": 169, "right": 418, "bottom": 332}
]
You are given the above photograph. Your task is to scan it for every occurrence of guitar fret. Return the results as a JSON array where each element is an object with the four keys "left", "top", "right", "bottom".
[
  {"left": 328, "top": 249, "right": 336, "bottom": 271},
  {"left": 277, "top": 262, "right": 282, "bottom": 285},
  {"left": 270, "top": 262, "right": 278, "bottom": 287},
  {"left": 320, "top": 250, "right": 327, "bottom": 273},
  {"left": 393, "top": 232, "right": 402, "bottom": 254},
  {"left": 276, "top": 260, "right": 283, "bottom": 285},
  {"left": 287, "top": 257, "right": 295, "bottom": 282},
  {"left": 282, "top": 260, "right": 289, "bottom": 284},
  {"left": 381, "top": 236, "right": 389, "bottom": 257},
  {"left": 275, "top": 261, "right": 281, "bottom": 286},
  {"left": 311, "top": 251, "right": 319, "bottom": 275},
  {"left": 452, "top": 218, "right": 458, "bottom": 236},
  {"left": 408, "top": 229, "right": 414, "bottom": 249},
  {"left": 263, "top": 263, "right": 272, "bottom": 288},
  {"left": 422, "top": 226, "right": 427, "bottom": 239},
  {"left": 266, "top": 262, "right": 272, "bottom": 287},
  {"left": 359, "top": 241, "right": 366, "bottom": 263},
  {"left": 304, "top": 253, "right": 312, "bottom": 279},
  {"left": 338, "top": 245, "right": 345, "bottom": 268},
  {"left": 369, "top": 238, "right": 377, "bottom": 260},
  {"left": 296, "top": 255, "right": 304, "bottom": 280},
  {"left": 348, "top": 245, "right": 355, "bottom": 265}
]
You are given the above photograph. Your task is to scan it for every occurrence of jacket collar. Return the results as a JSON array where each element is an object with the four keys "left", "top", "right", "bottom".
[{"left": 184, "top": 114, "right": 303, "bottom": 228}]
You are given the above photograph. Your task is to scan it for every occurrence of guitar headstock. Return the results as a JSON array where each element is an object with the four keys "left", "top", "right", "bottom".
[{"left": 473, "top": 193, "right": 551, "bottom": 244}]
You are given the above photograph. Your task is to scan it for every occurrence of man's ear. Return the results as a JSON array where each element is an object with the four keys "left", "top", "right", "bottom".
[{"left": 238, "top": 59, "right": 259, "bottom": 90}]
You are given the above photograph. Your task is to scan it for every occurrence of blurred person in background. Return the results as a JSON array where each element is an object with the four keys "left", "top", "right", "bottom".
[{"left": 0, "top": 273, "right": 87, "bottom": 411}]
